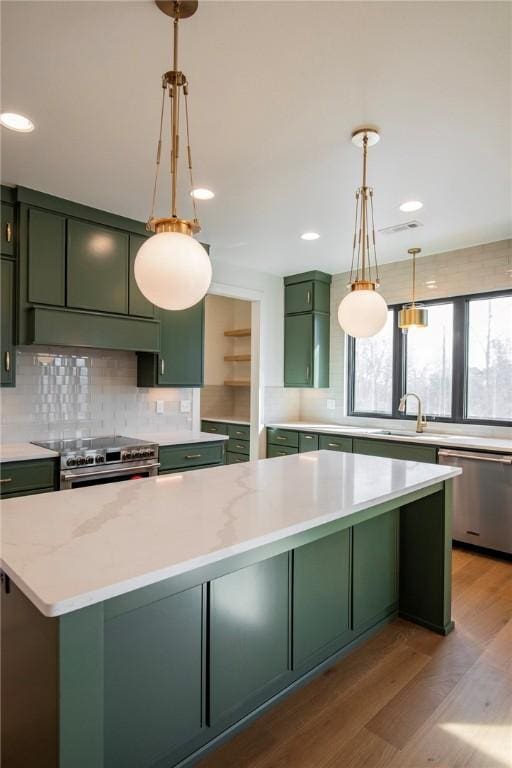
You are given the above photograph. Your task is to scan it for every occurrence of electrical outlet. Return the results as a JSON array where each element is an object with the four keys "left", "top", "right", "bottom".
[
  {"left": 327, "top": 399, "right": 336, "bottom": 410},
  {"left": 155, "top": 400, "right": 164, "bottom": 414},
  {"left": 180, "top": 399, "right": 191, "bottom": 413}
]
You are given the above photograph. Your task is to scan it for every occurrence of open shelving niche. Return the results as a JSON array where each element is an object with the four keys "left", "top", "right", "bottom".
[{"left": 223, "top": 328, "right": 251, "bottom": 387}]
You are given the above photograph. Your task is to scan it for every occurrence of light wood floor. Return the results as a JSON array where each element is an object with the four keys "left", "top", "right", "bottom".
[{"left": 198, "top": 547, "right": 512, "bottom": 768}]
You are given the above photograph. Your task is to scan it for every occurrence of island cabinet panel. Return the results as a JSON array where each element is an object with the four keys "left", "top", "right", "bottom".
[
  {"left": 352, "top": 509, "right": 399, "bottom": 633},
  {"left": 1, "top": 258, "right": 15, "bottom": 387},
  {"left": 128, "top": 235, "right": 154, "bottom": 318},
  {"left": 103, "top": 586, "right": 202, "bottom": 768},
  {"left": 209, "top": 554, "right": 289, "bottom": 726},
  {"left": 67, "top": 220, "right": 129, "bottom": 314},
  {"left": 27, "top": 208, "right": 66, "bottom": 306},
  {"left": 353, "top": 438, "right": 437, "bottom": 464},
  {"left": 292, "top": 530, "right": 351, "bottom": 669}
]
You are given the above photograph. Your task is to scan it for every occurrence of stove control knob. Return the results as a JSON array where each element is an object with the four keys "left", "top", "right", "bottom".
[
  {"left": 86, "top": 456, "right": 94, "bottom": 465},
  {"left": 133, "top": 450, "right": 141, "bottom": 459},
  {"left": 66, "top": 457, "right": 76, "bottom": 467},
  {"left": 123, "top": 452, "right": 132, "bottom": 461},
  {"left": 76, "top": 457, "right": 86, "bottom": 466},
  {"left": 95, "top": 455, "right": 104, "bottom": 463}
]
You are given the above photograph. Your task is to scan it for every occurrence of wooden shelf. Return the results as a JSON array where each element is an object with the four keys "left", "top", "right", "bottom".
[
  {"left": 224, "top": 379, "right": 251, "bottom": 387},
  {"left": 224, "top": 354, "right": 251, "bottom": 362},
  {"left": 224, "top": 328, "right": 251, "bottom": 338}
]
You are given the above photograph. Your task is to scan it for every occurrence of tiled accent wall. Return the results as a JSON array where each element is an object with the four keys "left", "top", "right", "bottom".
[
  {"left": 264, "top": 387, "right": 300, "bottom": 424},
  {"left": 0, "top": 347, "right": 194, "bottom": 443},
  {"left": 200, "top": 384, "right": 235, "bottom": 420},
  {"left": 301, "top": 239, "right": 512, "bottom": 436}
]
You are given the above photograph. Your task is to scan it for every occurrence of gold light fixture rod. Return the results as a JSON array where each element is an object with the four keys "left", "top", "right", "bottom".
[{"left": 156, "top": 1, "right": 198, "bottom": 19}]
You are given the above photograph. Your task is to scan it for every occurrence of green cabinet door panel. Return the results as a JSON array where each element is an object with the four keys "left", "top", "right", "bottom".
[
  {"left": 284, "top": 314, "right": 312, "bottom": 386},
  {"left": 352, "top": 509, "right": 399, "bottom": 633},
  {"left": 1, "top": 202, "right": 15, "bottom": 257},
  {"left": 67, "top": 219, "right": 129, "bottom": 314},
  {"left": 226, "top": 451, "right": 250, "bottom": 465},
  {"left": 227, "top": 423, "right": 250, "bottom": 441},
  {"left": 285, "top": 281, "right": 314, "bottom": 314},
  {"left": 129, "top": 235, "right": 154, "bottom": 318},
  {"left": 284, "top": 271, "right": 331, "bottom": 314},
  {"left": 1, "top": 258, "right": 15, "bottom": 386},
  {"left": 27, "top": 208, "right": 66, "bottom": 306},
  {"left": 267, "top": 428, "right": 299, "bottom": 448},
  {"left": 227, "top": 437, "right": 250, "bottom": 456},
  {"left": 319, "top": 434, "right": 353, "bottom": 453},
  {"left": 104, "top": 586, "right": 202, "bottom": 768},
  {"left": 353, "top": 438, "right": 437, "bottom": 464},
  {"left": 209, "top": 554, "right": 289, "bottom": 725},
  {"left": 158, "top": 442, "right": 224, "bottom": 472},
  {"left": 293, "top": 530, "right": 351, "bottom": 668},
  {"left": 0, "top": 459, "right": 57, "bottom": 497},
  {"left": 267, "top": 443, "right": 298, "bottom": 458},
  {"left": 299, "top": 432, "right": 319, "bottom": 452},
  {"left": 200, "top": 421, "right": 229, "bottom": 436}
]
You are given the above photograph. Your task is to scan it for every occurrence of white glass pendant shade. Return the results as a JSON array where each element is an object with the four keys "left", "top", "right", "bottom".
[
  {"left": 134, "top": 232, "right": 212, "bottom": 311},
  {"left": 337, "top": 288, "right": 388, "bottom": 338}
]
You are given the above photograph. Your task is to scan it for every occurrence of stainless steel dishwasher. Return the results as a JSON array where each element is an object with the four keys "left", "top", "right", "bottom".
[{"left": 438, "top": 449, "right": 512, "bottom": 554}]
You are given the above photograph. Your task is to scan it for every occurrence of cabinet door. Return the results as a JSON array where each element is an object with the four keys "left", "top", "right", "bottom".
[
  {"left": 67, "top": 220, "right": 128, "bottom": 314},
  {"left": 284, "top": 314, "right": 312, "bottom": 386},
  {"left": 209, "top": 554, "right": 289, "bottom": 725},
  {"left": 299, "top": 432, "right": 319, "bottom": 452},
  {"left": 1, "top": 258, "right": 15, "bottom": 386},
  {"left": 353, "top": 509, "right": 399, "bottom": 633},
  {"left": 104, "top": 586, "right": 202, "bottom": 768},
  {"left": 158, "top": 300, "right": 204, "bottom": 387},
  {"left": 293, "top": 530, "right": 351, "bottom": 668},
  {"left": 1, "top": 203, "right": 15, "bottom": 257},
  {"left": 128, "top": 235, "right": 154, "bottom": 318},
  {"left": 353, "top": 438, "right": 437, "bottom": 464},
  {"left": 27, "top": 208, "right": 66, "bottom": 306},
  {"left": 319, "top": 434, "right": 352, "bottom": 453},
  {"left": 285, "top": 281, "right": 314, "bottom": 314}
]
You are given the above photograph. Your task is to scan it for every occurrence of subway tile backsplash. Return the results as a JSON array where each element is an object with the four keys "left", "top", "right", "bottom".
[{"left": 0, "top": 347, "right": 193, "bottom": 443}]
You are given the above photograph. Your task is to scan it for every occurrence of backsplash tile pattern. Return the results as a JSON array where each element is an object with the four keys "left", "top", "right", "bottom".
[{"left": 0, "top": 347, "right": 193, "bottom": 443}]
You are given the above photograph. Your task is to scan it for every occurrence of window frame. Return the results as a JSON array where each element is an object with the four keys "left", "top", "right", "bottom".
[{"left": 347, "top": 289, "right": 512, "bottom": 427}]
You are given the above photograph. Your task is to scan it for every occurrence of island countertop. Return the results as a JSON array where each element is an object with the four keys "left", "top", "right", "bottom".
[{"left": 0, "top": 452, "right": 460, "bottom": 618}]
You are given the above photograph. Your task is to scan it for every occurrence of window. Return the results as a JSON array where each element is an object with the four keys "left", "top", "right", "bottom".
[
  {"left": 348, "top": 290, "right": 511, "bottom": 426},
  {"left": 405, "top": 303, "right": 453, "bottom": 418},
  {"left": 467, "top": 295, "right": 512, "bottom": 421},
  {"left": 353, "top": 310, "right": 394, "bottom": 414}
]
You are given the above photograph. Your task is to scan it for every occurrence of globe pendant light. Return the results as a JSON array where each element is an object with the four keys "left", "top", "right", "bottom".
[
  {"left": 135, "top": 0, "right": 212, "bottom": 311},
  {"left": 398, "top": 248, "right": 428, "bottom": 332},
  {"left": 337, "top": 128, "right": 387, "bottom": 338}
]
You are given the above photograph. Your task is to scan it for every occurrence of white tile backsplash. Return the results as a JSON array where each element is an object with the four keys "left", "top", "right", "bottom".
[{"left": 0, "top": 347, "right": 194, "bottom": 443}]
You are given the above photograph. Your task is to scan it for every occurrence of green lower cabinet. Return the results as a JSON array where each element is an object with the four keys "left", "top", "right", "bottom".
[
  {"left": 1, "top": 258, "right": 15, "bottom": 386},
  {"left": 201, "top": 420, "right": 229, "bottom": 437},
  {"left": 352, "top": 509, "right": 399, "bottom": 633},
  {"left": 319, "top": 434, "right": 353, "bottom": 453},
  {"left": 293, "top": 530, "right": 351, "bottom": 669},
  {"left": 267, "top": 443, "right": 298, "bottom": 458},
  {"left": 353, "top": 438, "right": 437, "bottom": 464},
  {"left": 158, "top": 442, "right": 224, "bottom": 473},
  {"left": 299, "top": 432, "right": 319, "bottom": 452},
  {"left": 104, "top": 586, "right": 203, "bottom": 768},
  {"left": 209, "top": 554, "right": 289, "bottom": 726},
  {"left": 226, "top": 451, "right": 249, "bottom": 465},
  {"left": 267, "top": 428, "right": 299, "bottom": 449},
  {"left": 0, "top": 459, "right": 57, "bottom": 497}
]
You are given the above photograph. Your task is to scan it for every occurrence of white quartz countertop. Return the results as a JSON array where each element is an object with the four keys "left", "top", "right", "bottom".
[
  {"left": 267, "top": 422, "right": 512, "bottom": 454},
  {"left": 201, "top": 417, "right": 251, "bottom": 426},
  {"left": 0, "top": 443, "right": 59, "bottom": 463},
  {"left": 1, "top": 451, "right": 460, "bottom": 618},
  {"left": 128, "top": 430, "right": 229, "bottom": 446}
]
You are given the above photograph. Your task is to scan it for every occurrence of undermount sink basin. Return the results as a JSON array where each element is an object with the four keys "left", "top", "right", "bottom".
[{"left": 375, "top": 429, "right": 425, "bottom": 437}]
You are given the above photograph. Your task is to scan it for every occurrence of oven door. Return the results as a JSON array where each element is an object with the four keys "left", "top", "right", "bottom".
[{"left": 60, "top": 461, "right": 160, "bottom": 490}]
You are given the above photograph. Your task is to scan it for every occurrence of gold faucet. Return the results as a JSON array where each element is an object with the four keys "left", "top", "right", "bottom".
[{"left": 398, "top": 392, "right": 427, "bottom": 433}]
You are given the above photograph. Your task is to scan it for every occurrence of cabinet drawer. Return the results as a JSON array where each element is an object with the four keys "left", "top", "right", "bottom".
[
  {"left": 227, "top": 437, "right": 250, "bottom": 456},
  {"left": 267, "top": 444, "right": 298, "bottom": 458},
  {"left": 0, "top": 460, "right": 56, "bottom": 497},
  {"left": 201, "top": 421, "right": 229, "bottom": 436},
  {"left": 227, "top": 424, "right": 250, "bottom": 441},
  {"left": 353, "top": 439, "right": 437, "bottom": 464},
  {"left": 226, "top": 451, "right": 250, "bottom": 465},
  {"left": 267, "top": 428, "right": 299, "bottom": 448},
  {"left": 299, "top": 432, "right": 319, "bottom": 452},
  {"left": 319, "top": 435, "right": 353, "bottom": 453},
  {"left": 159, "top": 443, "right": 224, "bottom": 472}
]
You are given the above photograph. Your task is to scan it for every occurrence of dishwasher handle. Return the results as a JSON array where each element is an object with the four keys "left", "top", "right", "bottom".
[{"left": 438, "top": 449, "right": 512, "bottom": 465}]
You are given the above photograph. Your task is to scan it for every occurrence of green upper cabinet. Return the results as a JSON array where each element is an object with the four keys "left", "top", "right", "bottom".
[
  {"left": 283, "top": 270, "right": 331, "bottom": 389},
  {"left": 27, "top": 208, "right": 66, "bottom": 306},
  {"left": 67, "top": 220, "right": 129, "bottom": 314},
  {"left": 1, "top": 202, "right": 15, "bottom": 257},
  {"left": 128, "top": 235, "right": 154, "bottom": 318},
  {"left": 137, "top": 299, "right": 204, "bottom": 387},
  {"left": 1, "top": 258, "right": 15, "bottom": 386}
]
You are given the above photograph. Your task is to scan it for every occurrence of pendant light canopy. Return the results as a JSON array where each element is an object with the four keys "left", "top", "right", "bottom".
[
  {"left": 398, "top": 248, "right": 428, "bottom": 332},
  {"left": 134, "top": 0, "right": 212, "bottom": 311},
  {"left": 337, "top": 128, "right": 387, "bottom": 338}
]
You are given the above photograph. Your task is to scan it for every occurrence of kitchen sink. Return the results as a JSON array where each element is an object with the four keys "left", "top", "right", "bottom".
[{"left": 375, "top": 429, "right": 427, "bottom": 437}]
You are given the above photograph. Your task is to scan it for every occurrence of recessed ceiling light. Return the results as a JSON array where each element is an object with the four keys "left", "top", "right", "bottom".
[
  {"left": 300, "top": 232, "right": 320, "bottom": 241},
  {"left": 0, "top": 112, "right": 35, "bottom": 132},
  {"left": 191, "top": 188, "right": 215, "bottom": 200},
  {"left": 400, "top": 200, "right": 423, "bottom": 213}
]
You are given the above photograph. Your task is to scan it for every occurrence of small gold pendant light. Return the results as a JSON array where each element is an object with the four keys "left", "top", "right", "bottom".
[{"left": 398, "top": 247, "right": 428, "bottom": 331}]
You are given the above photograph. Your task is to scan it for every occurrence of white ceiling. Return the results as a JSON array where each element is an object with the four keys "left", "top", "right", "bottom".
[{"left": 1, "top": 1, "right": 511, "bottom": 276}]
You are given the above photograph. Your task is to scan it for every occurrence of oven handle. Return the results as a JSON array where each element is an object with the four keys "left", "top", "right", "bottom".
[{"left": 62, "top": 462, "right": 161, "bottom": 481}]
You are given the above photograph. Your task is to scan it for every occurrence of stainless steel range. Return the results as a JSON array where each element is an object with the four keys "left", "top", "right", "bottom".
[{"left": 31, "top": 436, "right": 160, "bottom": 490}]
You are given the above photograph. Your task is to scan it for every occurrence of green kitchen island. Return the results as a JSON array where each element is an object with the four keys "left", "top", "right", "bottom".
[{"left": 1, "top": 450, "right": 460, "bottom": 768}]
